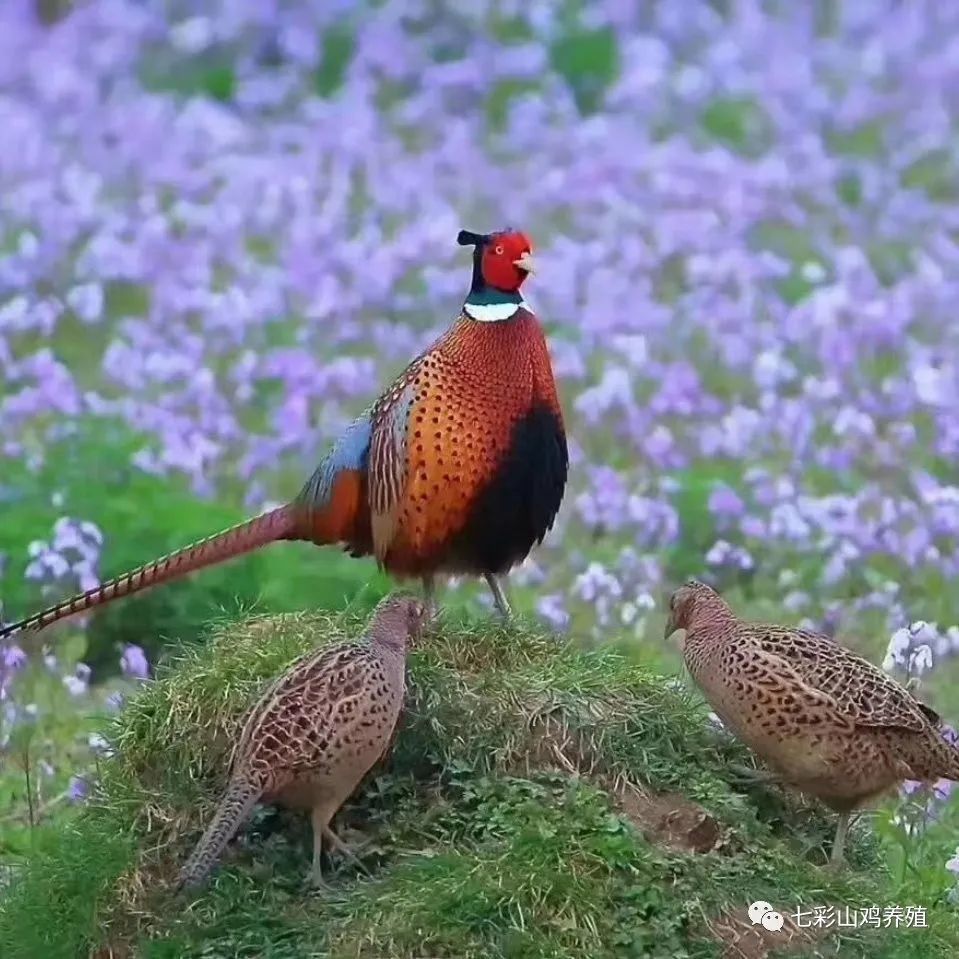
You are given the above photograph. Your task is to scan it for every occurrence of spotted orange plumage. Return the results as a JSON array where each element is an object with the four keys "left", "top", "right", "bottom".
[
  {"left": 370, "top": 309, "right": 564, "bottom": 576},
  {"left": 0, "top": 229, "right": 567, "bottom": 639}
]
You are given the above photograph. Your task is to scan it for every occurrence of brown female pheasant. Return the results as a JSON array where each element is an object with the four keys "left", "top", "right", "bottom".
[
  {"left": 0, "top": 229, "right": 567, "bottom": 640},
  {"left": 177, "top": 594, "right": 426, "bottom": 890},
  {"left": 665, "top": 580, "right": 959, "bottom": 865}
]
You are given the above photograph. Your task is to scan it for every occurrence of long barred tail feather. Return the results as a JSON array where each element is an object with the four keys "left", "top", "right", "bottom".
[
  {"left": 177, "top": 778, "right": 262, "bottom": 891},
  {"left": 0, "top": 505, "right": 299, "bottom": 642}
]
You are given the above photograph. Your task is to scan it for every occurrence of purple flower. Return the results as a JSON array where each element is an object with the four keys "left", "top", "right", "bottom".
[
  {"left": 2, "top": 644, "right": 26, "bottom": 670},
  {"left": 537, "top": 594, "right": 570, "bottom": 631},
  {"left": 573, "top": 563, "right": 622, "bottom": 605},
  {"left": 21, "top": 519, "right": 102, "bottom": 603},
  {"left": 62, "top": 675, "right": 88, "bottom": 697},
  {"left": 705, "top": 540, "right": 754, "bottom": 572},
  {"left": 66, "top": 283, "right": 104, "bottom": 324},
  {"left": 708, "top": 485, "right": 745, "bottom": 521},
  {"left": 120, "top": 645, "right": 150, "bottom": 680},
  {"left": 67, "top": 776, "right": 89, "bottom": 804},
  {"left": 933, "top": 779, "right": 954, "bottom": 803}
]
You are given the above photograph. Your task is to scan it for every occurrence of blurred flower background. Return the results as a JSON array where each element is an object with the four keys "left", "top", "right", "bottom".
[{"left": 3, "top": 0, "right": 959, "bottom": 904}]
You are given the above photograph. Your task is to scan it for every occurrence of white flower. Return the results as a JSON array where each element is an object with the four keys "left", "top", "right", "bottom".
[
  {"left": 87, "top": 732, "right": 114, "bottom": 757},
  {"left": 27, "top": 540, "right": 47, "bottom": 558},
  {"left": 170, "top": 17, "right": 215, "bottom": 55},
  {"left": 635, "top": 592, "right": 656, "bottom": 612},
  {"left": 909, "top": 620, "right": 938, "bottom": 643},
  {"left": 706, "top": 711, "right": 727, "bottom": 731},
  {"left": 913, "top": 364, "right": 947, "bottom": 407},
  {"left": 800, "top": 261, "right": 826, "bottom": 283},
  {"left": 909, "top": 644, "right": 934, "bottom": 677},
  {"left": 883, "top": 627, "right": 911, "bottom": 671},
  {"left": 79, "top": 521, "right": 103, "bottom": 544},
  {"left": 62, "top": 675, "right": 87, "bottom": 697}
]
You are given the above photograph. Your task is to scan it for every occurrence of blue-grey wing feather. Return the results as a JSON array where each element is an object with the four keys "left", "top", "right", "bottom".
[{"left": 297, "top": 415, "right": 372, "bottom": 511}]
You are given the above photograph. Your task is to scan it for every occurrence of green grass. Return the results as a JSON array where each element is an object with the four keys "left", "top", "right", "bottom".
[
  {"left": 3, "top": 610, "right": 959, "bottom": 958},
  {"left": 0, "top": 420, "right": 391, "bottom": 673},
  {"left": 550, "top": 26, "right": 620, "bottom": 115},
  {"left": 0, "top": 813, "right": 136, "bottom": 959}
]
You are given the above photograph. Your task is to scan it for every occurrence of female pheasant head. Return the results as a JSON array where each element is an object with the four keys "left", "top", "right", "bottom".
[
  {"left": 369, "top": 594, "right": 429, "bottom": 650},
  {"left": 664, "top": 580, "right": 735, "bottom": 640},
  {"left": 458, "top": 228, "right": 536, "bottom": 322}
]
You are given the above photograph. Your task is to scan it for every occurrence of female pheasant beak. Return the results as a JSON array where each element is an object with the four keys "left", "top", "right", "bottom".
[{"left": 513, "top": 251, "right": 536, "bottom": 275}]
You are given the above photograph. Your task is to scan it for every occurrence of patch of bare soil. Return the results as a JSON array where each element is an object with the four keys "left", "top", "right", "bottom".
[
  {"left": 707, "top": 907, "right": 832, "bottom": 959},
  {"left": 612, "top": 783, "right": 726, "bottom": 854}
]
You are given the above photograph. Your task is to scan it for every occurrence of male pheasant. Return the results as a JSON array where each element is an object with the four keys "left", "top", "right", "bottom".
[
  {"left": 665, "top": 580, "right": 959, "bottom": 865},
  {"left": 0, "top": 229, "right": 567, "bottom": 640},
  {"left": 177, "top": 593, "right": 426, "bottom": 890}
]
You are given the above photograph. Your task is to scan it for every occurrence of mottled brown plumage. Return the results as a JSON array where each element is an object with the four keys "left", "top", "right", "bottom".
[
  {"left": 665, "top": 580, "right": 959, "bottom": 865},
  {"left": 177, "top": 595, "right": 426, "bottom": 890}
]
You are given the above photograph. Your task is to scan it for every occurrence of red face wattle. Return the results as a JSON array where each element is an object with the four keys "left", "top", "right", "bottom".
[{"left": 480, "top": 232, "right": 535, "bottom": 292}]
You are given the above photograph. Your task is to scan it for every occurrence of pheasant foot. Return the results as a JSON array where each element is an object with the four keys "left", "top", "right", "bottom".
[
  {"left": 726, "top": 763, "right": 782, "bottom": 786},
  {"left": 323, "top": 824, "right": 373, "bottom": 877}
]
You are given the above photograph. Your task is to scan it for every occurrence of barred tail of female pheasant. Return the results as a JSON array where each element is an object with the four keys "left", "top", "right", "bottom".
[
  {"left": 177, "top": 778, "right": 262, "bottom": 890},
  {"left": 0, "top": 505, "right": 299, "bottom": 642}
]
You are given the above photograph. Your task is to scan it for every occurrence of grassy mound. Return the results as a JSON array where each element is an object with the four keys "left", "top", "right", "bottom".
[{"left": 2, "top": 610, "right": 957, "bottom": 958}]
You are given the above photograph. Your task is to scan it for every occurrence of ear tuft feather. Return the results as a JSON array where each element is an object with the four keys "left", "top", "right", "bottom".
[{"left": 457, "top": 230, "right": 490, "bottom": 247}]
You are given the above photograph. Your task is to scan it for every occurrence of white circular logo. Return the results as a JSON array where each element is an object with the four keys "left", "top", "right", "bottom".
[
  {"left": 762, "top": 911, "right": 785, "bottom": 932},
  {"left": 748, "top": 901, "right": 785, "bottom": 933},
  {"left": 748, "top": 901, "right": 774, "bottom": 924}
]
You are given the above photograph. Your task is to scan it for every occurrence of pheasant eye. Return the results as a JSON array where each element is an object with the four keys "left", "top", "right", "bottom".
[{"left": 494, "top": 245, "right": 504, "bottom": 255}]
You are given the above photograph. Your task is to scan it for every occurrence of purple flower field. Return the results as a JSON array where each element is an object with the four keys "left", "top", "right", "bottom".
[{"left": 3, "top": 0, "right": 959, "bottom": 904}]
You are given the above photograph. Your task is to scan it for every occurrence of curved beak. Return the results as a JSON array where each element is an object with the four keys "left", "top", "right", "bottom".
[
  {"left": 513, "top": 251, "right": 536, "bottom": 275},
  {"left": 663, "top": 613, "right": 677, "bottom": 642}
]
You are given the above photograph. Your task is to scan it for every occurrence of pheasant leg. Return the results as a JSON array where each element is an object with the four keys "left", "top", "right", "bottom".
[
  {"left": 323, "top": 824, "right": 372, "bottom": 876},
  {"left": 422, "top": 575, "right": 437, "bottom": 619},
  {"left": 308, "top": 806, "right": 332, "bottom": 889},
  {"left": 485, "top": 574, "right": 512, "bottom": 620},
  {"left": 829, "top": 812, "right": 850, "bottom": 867}
]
